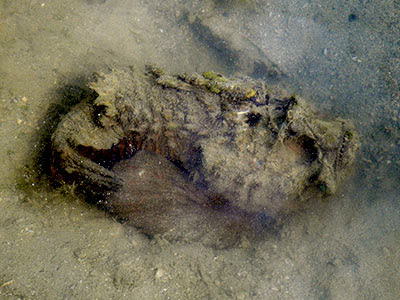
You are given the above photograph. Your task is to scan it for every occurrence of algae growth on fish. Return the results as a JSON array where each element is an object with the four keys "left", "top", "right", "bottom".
[{"left": 51, "top": 66, "right": 358, "bottom": 246}]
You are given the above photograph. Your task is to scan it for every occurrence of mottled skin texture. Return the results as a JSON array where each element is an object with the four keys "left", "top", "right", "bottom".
[{"left": 51, "top": 66, "right": 358, "bottom": 220}]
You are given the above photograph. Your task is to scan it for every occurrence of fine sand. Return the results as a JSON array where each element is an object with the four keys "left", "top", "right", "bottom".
[{"left": 0, "top": 1, "right": 399, "bottom": 299}]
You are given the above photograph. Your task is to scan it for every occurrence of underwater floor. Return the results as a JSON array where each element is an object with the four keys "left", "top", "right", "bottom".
[{"left": 0, "top": 1, "right": 399, "bottom": 299}]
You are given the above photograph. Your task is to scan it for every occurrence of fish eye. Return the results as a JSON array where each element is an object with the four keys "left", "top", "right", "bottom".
[{"left": 245, "top": 112, "right": 262, "bottom": 127}]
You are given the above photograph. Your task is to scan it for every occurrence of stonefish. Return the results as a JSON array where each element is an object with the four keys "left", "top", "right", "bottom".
[{"left": 51, "top": 66, "right": 358, "bottom": 246}]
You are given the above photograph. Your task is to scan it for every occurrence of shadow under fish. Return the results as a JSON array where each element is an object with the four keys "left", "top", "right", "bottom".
[{"left": 106, "top": 150, "right": 273, "bottom": 249}]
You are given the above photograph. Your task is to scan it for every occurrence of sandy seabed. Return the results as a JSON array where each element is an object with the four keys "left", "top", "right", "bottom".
[{"left": 0, "top": 1, "right": 399, "bottom": 299}]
